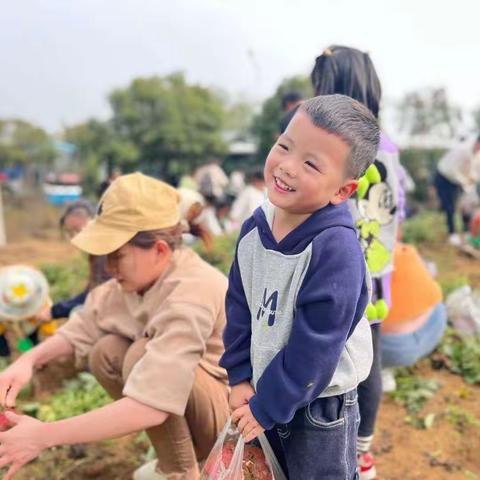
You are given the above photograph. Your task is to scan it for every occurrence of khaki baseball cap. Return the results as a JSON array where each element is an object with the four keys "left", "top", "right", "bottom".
[{"left": 71, "top": 172, "right": 181, "bottom": 255}]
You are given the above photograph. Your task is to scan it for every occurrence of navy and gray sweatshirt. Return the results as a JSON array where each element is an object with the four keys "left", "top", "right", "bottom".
[{"left": 220, "top": 201, "right": 373, "bottom": 430}]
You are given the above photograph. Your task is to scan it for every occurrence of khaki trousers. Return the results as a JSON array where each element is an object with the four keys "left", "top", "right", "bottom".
[{"left": 88, "top": 334, "right": 229, "bottom": 480}]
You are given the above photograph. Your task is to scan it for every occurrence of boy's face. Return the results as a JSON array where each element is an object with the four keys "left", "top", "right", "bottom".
[{"left": 264, "top": 111, "right": 358, "bottom": 214}]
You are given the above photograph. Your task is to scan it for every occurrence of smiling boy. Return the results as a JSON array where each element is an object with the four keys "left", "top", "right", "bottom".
[{"left": 220, "top": 94, "right": 380, "bottom": 479}]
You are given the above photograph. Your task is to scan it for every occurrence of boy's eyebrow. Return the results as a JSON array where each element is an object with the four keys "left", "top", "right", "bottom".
[{"left": 279, "top": 133, "right": 294, "bottom": 144}]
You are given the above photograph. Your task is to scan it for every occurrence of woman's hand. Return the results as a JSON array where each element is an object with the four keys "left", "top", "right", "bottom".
[
  {"left": 0, "top": 358, "right": 34, "bottom": 409},
  {"left": 0, "top": 411, "right": 48, "bottom": 479}
]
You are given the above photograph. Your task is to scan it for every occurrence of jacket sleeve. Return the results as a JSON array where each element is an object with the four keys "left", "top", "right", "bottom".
[
  {"left": 51, "top": 289, "right": 89, "bottom": 319},
  {"left": 249, "top": 228, "right": 369, "bottom": 429},
  {"left": 56, "top": 286, "right": 107, "bottom": 369},
  {"left": 123, "top": 301, "right": 216, "bottom": 415},
  {"left": 219, "top": 220, "right": 255, "bottom": 385}
]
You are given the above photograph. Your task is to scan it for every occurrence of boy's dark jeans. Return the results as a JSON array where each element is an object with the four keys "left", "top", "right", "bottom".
[{"left": 266, "top": 389, "right": 360, "bottom": 479}]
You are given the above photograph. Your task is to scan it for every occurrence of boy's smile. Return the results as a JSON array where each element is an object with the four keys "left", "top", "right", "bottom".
[
  {"left": 273, "top": 176, "right": 296, "bottom": 193},
  {"left": 264, "top": 110, "right": 357, "bottom": 216}
]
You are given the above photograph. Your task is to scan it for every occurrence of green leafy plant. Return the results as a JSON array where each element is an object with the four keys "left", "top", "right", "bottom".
[
  {"left": 444, "top": 405, "right": 480, "bottom": 431},
  {"left": 390, "top": 371, "right": 439, "bottom": 428},
  {"left": 29, "top": 373, "right": 111, "bottom": 421},
  {"left": 194, "top": 234, "right": 237, "bottom": 274},
  {"left": 41, "top": 257, "right": 88, "bottom": 303},
  {"left": 439, "top": 276, "right": 469, "bottom": 297},
  {"left": 438, "top": 330, "right": 480, "bottom": 384},
  {"left": 402, "top": 212, "right": 446, "bottom": 245}
]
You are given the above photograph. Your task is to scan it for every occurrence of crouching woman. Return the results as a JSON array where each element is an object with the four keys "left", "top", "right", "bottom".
[{"left": 0, "top": 173, "right": 229, "bottom": 480}]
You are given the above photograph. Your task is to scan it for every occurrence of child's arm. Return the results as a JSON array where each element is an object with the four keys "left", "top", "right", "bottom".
[
  {"left": 0, "top": 396, "right": 167, "bottom": 480},
  {"left": 220, "top": 221, "right": 256, "bottom": 386},
  {"left": 249, "top": 228, "right": 369, "bottom": 429}
]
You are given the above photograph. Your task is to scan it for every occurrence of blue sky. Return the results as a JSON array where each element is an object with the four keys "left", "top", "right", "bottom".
[{"left": 1, "top": 0, "right": 479, "bottom": 132}]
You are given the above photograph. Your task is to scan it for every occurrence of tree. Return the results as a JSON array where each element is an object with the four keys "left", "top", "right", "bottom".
[
  {"left": 109, "top": 72, "right": 227, "bottom": 181},
  {"left": 252, "top": 76, "right": 313, "bottom": 161},
  {"left": 0, "top": 120, "right": 54, "bottom": 167},
  {"left": 64, "top": 119, "right": 138, "bottom": 193},
  {"left": 396, "top": 87, "right": 462, "bottom": 142}
]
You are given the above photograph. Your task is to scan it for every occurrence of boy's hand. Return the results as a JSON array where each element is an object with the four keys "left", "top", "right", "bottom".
[
  {"left": 232, "top": 404, "right": 264, "bottom": 443},
  {"left": 229, "top": 381, "right": 255, "bottom": 412}
]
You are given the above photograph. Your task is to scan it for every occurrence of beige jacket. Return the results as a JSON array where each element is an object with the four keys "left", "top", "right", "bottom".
[{"left": 58, "top": 247, "right": 228, "bottom": 416}]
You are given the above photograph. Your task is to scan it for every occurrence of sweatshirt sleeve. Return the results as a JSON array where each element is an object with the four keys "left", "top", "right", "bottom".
[
  {"left": 249, "top": 227, "right": 369, "bottom": 429},
  {"left": 219, "top": 220, "right": 256, "bottom": 385}
]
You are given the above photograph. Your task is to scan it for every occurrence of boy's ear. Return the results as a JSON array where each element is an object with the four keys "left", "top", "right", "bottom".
[{"left": 330, "top": 179, "right": 358, "bottom": 205}]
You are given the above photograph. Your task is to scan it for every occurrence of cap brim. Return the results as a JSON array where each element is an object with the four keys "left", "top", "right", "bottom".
[{"left": 71, "top": 220, "right": 137, "bottom": 255}]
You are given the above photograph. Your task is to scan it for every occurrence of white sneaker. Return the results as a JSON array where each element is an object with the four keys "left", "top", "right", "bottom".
[
  {"left": 381, "top": 368, "right": 397, "bottom": 393},
  {"left": 133, "top": 460, "right": 167, "bottom": 480},
  {"left": 448, "top": 233, "right": 462, "bottom": 246}
]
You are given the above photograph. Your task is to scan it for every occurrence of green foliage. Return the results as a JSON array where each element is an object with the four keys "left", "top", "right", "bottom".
[
  {"left": 109, "top": 72, "right": 227, "bottom": 180},
  {"left": 194, "top": 234, "right": 237, "bottom": 274},
  {"left": 64, "top": 73, "right": 228, "bottom": 185},
  {"left": 439, "top": 276, "right": 469, "bottom": 297},
  {"left": 40, "top": 257, "right": 88, "bottom": 303},
  {"left": 391, "top": 372, "right": 439, "bottom": 415},
  {"left": 402, "top": 211, "right": 446, "bottom": 245},
  {"left": 439, "top": 329, "right": 480, "bottom": 384},
  {"left": 397, "top": 87, "right": 461, "bottom": 138},
  {"left": 390, "top": 370, "right": 439, "bottom": 428},
  {"left": 444, "top": 405, "right": 480, "bottom": 430},
  {"left": 0, "top": 119, "right": 55, "bottom": 167},
  {"left": 64, "top": 119, "right": 138, "bottom": 194},
  {"left": 33, "top": 373, "right": 111, "bottom": 421},
  {"left": 399, "top": 147, "right": 446, "bottom": 203},
  {"left": 252, "top": 76, "right": 313, "bottom": 162}
]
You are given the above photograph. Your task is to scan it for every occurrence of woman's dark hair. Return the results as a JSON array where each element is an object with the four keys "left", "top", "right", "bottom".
[
  {"left": 129, "top": 224, "right": 184, "bottom": 251},
  {"left": 311, "top": 45, "right": 382, "bottom": 118},
  {"left": 59, "top": 200, "right": 95, "bottom": 229},
  {"left": 129, "top": 218, "right": 213, "bottom": 252}
]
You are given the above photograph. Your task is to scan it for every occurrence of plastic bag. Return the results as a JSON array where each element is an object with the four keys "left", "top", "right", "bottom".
[
  {"left": 200, "top": 418, "right": 286, "bottom": 480},
  {"left": 446, "top": 285, "right": 480, "bottom": 335}
]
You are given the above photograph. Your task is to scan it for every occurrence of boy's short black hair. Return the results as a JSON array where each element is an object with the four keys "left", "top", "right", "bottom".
[
  {"left": 281, "top": 90, "right": 303, "bottom": 110},
  {"left": 300, "top": 94, "right": 380, "bottom": 179}
]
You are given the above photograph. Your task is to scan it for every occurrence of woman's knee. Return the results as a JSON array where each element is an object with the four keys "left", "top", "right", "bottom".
[
  {"left": 122, "top": 337, "right": 149, "bottom": 381},
  {"left": 88, "top": 334, "right": 131, "bottom": 378}
]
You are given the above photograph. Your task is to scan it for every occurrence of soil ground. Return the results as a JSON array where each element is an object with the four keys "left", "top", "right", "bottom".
[{"left": 2, "top": 195, "right": 479, "bottom": 479}]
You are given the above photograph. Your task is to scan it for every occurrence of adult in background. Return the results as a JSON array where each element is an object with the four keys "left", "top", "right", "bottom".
[
  {"left": 0, "top": 173, "right": 229, "bottom": 480},
  {"left": 228, "top": 167, "right": 265, "bottom": 231},
  {"left": 434, "top": 135, "right": 480, "bottom": 246},
  {"left": 279, "top": 90, "right": 303, "bottom": 134}
]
